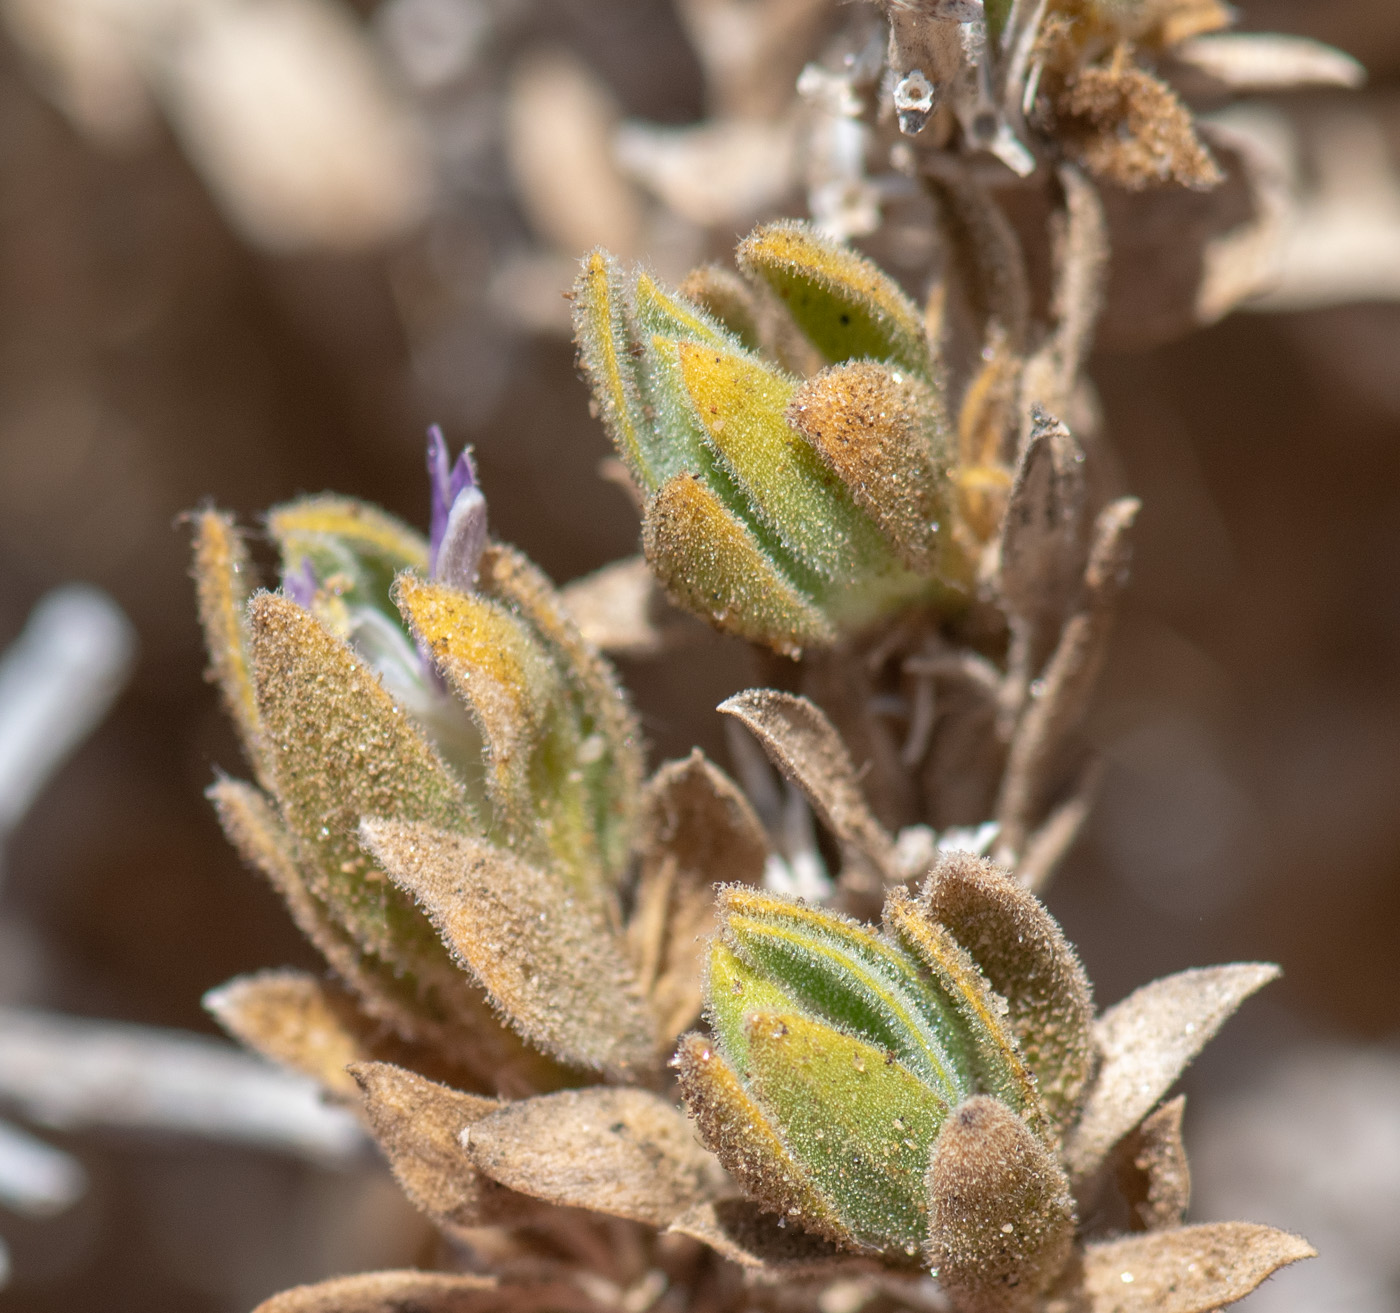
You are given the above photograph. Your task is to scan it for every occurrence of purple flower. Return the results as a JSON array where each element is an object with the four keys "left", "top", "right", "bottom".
[
  {"left": 281, "top": 559, "right": 319, "bottom": 609},
  {"left": 426, "top": 425, "right": 488, "bottom": 591}
]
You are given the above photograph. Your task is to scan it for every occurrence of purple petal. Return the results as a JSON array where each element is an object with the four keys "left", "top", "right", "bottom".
[
  {"left": 425, "top": 425, "right": 487, "bottom": 589},
  {"left": 282, "top": 559, "right": 319, "bottom": 609}
]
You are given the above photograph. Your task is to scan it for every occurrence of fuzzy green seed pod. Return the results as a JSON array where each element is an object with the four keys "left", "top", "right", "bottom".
[
  {"left": 676, "top": 873, "right": 1087, "bottom": 1305},
  {"left": 574, "top": 223, "right": 961, "bottom": 656}
]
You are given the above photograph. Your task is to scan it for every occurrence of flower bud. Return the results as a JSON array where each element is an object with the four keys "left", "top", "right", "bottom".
[
  {"left": 676, "top": 870, "right": 1087, "bottom": 1303},
  {"left": 574, "top": 222, "right": 962, "bottom": 656}
]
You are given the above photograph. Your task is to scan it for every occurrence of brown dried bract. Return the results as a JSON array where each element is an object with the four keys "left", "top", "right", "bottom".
[{"left": 1115, "top": 1095, "right": 1191, "bottom": 1233}]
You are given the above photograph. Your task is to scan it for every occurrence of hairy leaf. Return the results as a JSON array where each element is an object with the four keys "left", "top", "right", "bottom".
[
  {"left": 643, "top": 473, "right": 832, "bottom": 657},
  {"left": 573, "top": 250, "right": 659, "bottom": 490},
  {"left": 673, "top": 1032, "right": 842, "bottom": 1241},
  {"left": 1051, "top": 1223, "right": 1315, "bottom": 1313},
  {"left": 479, "top": 544, "right": 644, "bottom": 883},
  {"left": 668, "top": 1199, "right": 851, "bottom": 1276},
  {"left": 191, "top": 511, "right": 265, "bottom": 783},
  {"left": 1063, "top": 963, "right": 1279, "bottom": 1181},
  {"left": 917, "top": 853, "right": 1095, "bottom": 1140},
  {"left": 394, "top": 572, "right": 582, "bottom": 864},
  {"left": 674, "top": 339, "right": 893, "bottom": 587},
  {"left": 207, "top": 779, "right": 547, "bottom": 1091},
  {"left": 252, "top": 1272, "right": 499, "bottom": 1313},
  {"left": 248, "top": 593, "right": 472, "bottom": 968},
  {"left": 787, "top": 361, "right": 951, "bottom": 574},
  {"left": 738, "top": 221, "right": 931, "bottom": 380},
  {"left": 361, "top": 820, "right": 655, "bottom": 1078},
  {"left": 1116, "top": 1095, "right": 1190, "bottom": 1233},
  {"left": 884, "top": 891, "right": 1048, "bottom": 1142},
  {"left": 926, "top": 1097, "right": 1076, "bottom": 1313},
  {"left": 744, "top": 1008, "right": 949, "bottom": 1256},
  {"left": 719, "top": 690, "right": 897, "bottom": 880},
  {"left": 466, "top": 1087, "right": 727, "bottom": 1226},
  {"left": 349, "top": 1061, "right": 533, "bottom": 1234},
  {"left": 631, "top": 752, "right": 767, "bottom": 1038},
  {"left": 204, "top": 970, "right": 363, "bottom": 1100},
  {"left": 717, "top": 888, "right": 973, "bottom": 1104}
]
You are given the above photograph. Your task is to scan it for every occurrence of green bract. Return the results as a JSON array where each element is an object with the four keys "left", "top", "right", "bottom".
[
  {"left": 676, "top": 862, "right": 1097, "bottom": 1304},
  {"left": 574, "top": 221, "right": 963, "bottom": 657}
]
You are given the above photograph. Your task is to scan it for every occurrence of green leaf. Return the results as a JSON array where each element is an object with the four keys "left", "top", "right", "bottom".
[
  {"left": 673, "top": 339, "right": 896, "bottom": 588},
  {"left": 247, "top": 593, "right": 472, "bottom": 970},
  {"left": 642, "top": 473, "right": 833, "bottom": 658},
  {"left": 719, "top": 887, "right": 974, "bottom": 1105},
  {"left": 738, "top": 221, "right": 932, "bottom": 381},
  {"left": 673, "top": 1032, "right": 845, "bottom": 1243},
  {"left": 574, "top": 250, "right": 660, "bottom": 491},
  {"left": 477, "top": 545, "right": 643, "bottom": 886},
  {"left": 744, "top": 1008, "right": 949, "bottom": 1256},
  {"left": 885, "top": 890, "right": 1049, "bottom": 1144}
]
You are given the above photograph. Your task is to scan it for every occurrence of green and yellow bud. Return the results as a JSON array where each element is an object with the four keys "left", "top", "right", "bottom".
[
  {"left": 574, "top": 222, "right": 962, "bottom": 656},
  {"left": 676, "top": 863, "right": 1090, "bottom": 1305}
]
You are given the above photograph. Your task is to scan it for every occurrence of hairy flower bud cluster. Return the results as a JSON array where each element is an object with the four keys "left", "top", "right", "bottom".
[
  {"left": 190, "top": 443, "right": 656, "bottom": 1088},
  {"left": 575, "top": 221, "right": 964, "bottom": 657},
  {"left": 675, "top": 864, "right": 1093, "bottom": 1306}
]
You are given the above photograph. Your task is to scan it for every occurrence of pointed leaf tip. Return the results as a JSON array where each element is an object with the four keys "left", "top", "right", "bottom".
[
  {"left": 348, "top": 1061, "right": 532, "bottom": 1234},
  {"left": 1058, "top": 1222, "right": 1315, "bottom": 1313},
  {"left": 1064, "top": 963, "right": 1279, "bottom": 1182},
  {"left": 361, "top": 819, "right": 656, "bottom": 1077}
]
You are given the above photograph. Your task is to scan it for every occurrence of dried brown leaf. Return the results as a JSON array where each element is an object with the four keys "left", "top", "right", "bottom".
[
  {"left": 997, "top": 410, "right": 1087, "bottom": 632},
  {"left": 466, "top": 1087, "right": 728, "bottom": 1226},
  {"left": 1116, "top": 1095, "right": 1190, "bottom": 1233},
  {"left": 926, "top": 1097, "right": 1077, "bottom": 1313},
  {"left": 361, "top": 819, "right": 657, "bottom": 1078},
  {"left": 918, "top": 853, "right": 1095, "bottom": 1140},
  {"left": 1047, "top": 1222, "right": 1315, "bottom": 1313},
  {"left": 1063, "top": 964, "right": 1280, "bottom": 1182},
  {"left": 204, "top": 969, "right": 364, "bottom": 1101},
  {"left": 252, "top": 1271, "right": 498, "bottom": 1313},
  {"left": 719, "top": 690, "right": 897, "bottom": 883},
  {"left": 668, "top": 1200, "right": 854, "bottom": 1278},
  {"left": 349, "top": 1061, "right": 535, "bottom": 1234},
  {"left": 1172, "top": 33, "right": 1365, "bottom": 91},
  {"left": 996, "top": 497, "right": 1139, "bottom": 858},
  {"left": 632, "top": 752, "right": 767, "bottom": 1039},
  {"left": 922, "top": 157, "right": 1031, "bottom": 352}
]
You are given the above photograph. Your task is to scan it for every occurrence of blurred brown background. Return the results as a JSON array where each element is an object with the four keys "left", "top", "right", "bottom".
[{"left": 0, "top": 1, "right": 1397, "bottom": 1309}]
